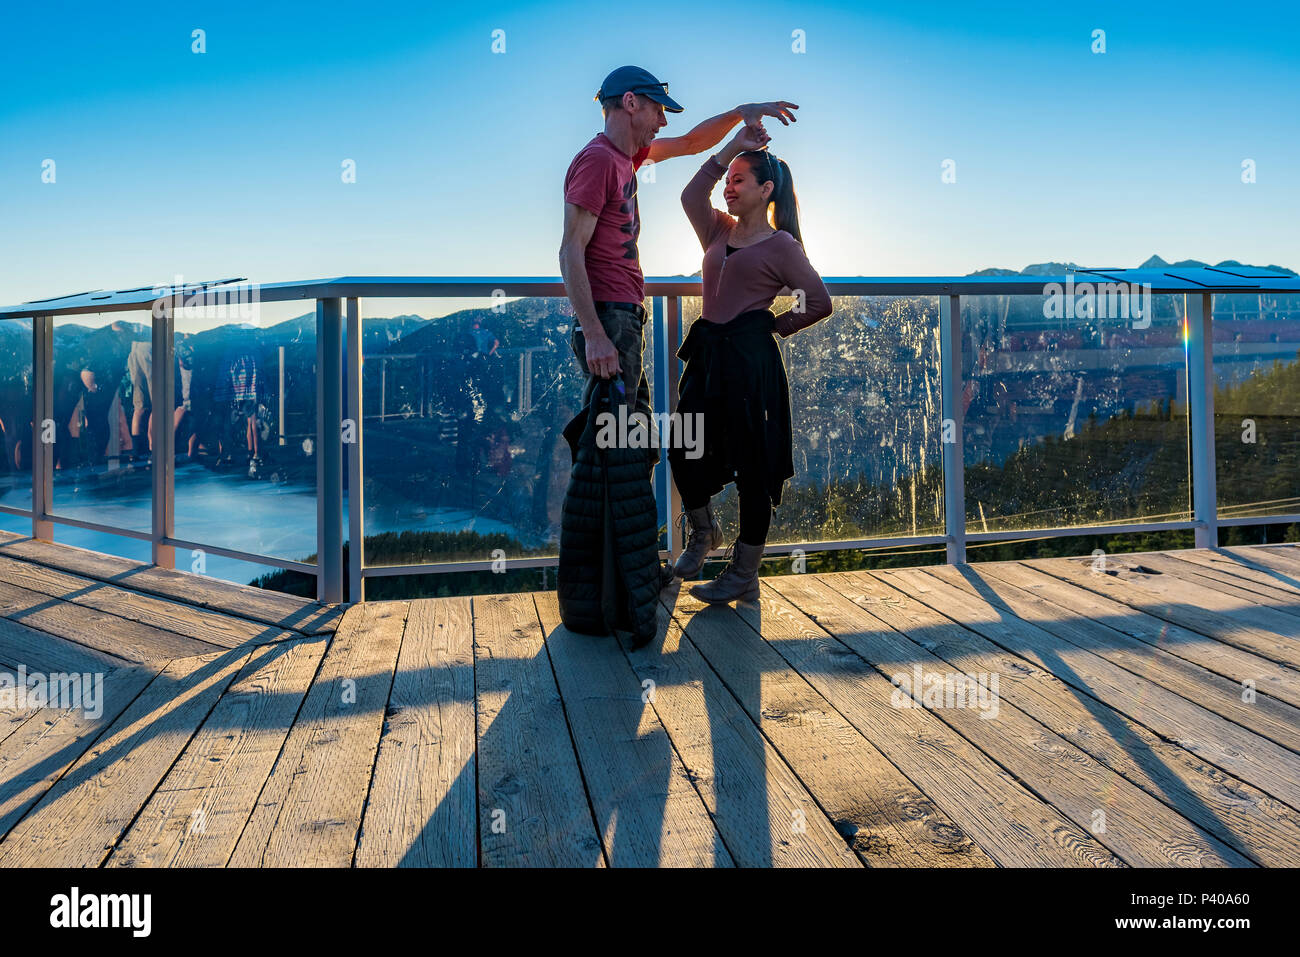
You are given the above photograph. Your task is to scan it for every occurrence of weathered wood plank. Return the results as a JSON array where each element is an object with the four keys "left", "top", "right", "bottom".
[
  {"left": 0, "top": 572, "right": 222, "bottom": 661},
  {"left": 1137, "top": 551, "right": 1300, "bottom": 613},
  {"left": 771, "top": 572, "right": 1248, "bottom": 867},
  {"left": 1228, "top": 544, "right": 1300, "bottom": 575},
  {"left": 879, "top": 565, "right": 1300, "bottom": 809},
  {"left": 473, "top": 593, "right": 605, "bottom": 867},
  {"left": 976, "top": 561, "right": 1300, "bottom": 711},
  {"left": 1216, "top": 546, "right": 1300, "bottom": 600},
  {"left": 741, "top": 580, "right": 1121, "bottom": 866},
  {"left": 107, "top": 637, "right": 329, "bottom": 867},
  {"left": 822, "top": 569, "right": 1300, "bottom": 867},
  {"left": 0, "top": 705, "right": 41, "bottom": 751},
  {"left": 229, "top": 603, "right": 406, "bottom": 867},
  {"left": 0, "top": 553, "right": 299, "bottom": 652},
  {"left": 356, "top": 598, "right": 477, "bottom": 868},
  {"left": 0, "top": 649, "right": 250, "bottom": 866},
  {"left": 0, "top": 614, "right": 135, "bottom": 675},
  {"left": 1032, "top": 555, "right": 1300, "bottom": 669},
  {"left": 0, "top": 530, "right": 342, "bottom": 634},
  {"left": 1173, "top": 548, "right": 1300, "bottom": 602},
  {"left": 0, "top": 665, "right": 162, "bottom": 843},
  {"left": 534, "top": 592, "right": 737, "bottom": 867},
  {"left": 668, "top": 587, "right": 996, "bottom": 867},
  {"left": 920, "top": 563, "right": 1300, "bottom": 754}
]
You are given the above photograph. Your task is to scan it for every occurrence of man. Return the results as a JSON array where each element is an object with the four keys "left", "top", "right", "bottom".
[
  {"left": 561, "top": 66, "right": 796, "bottom": 414},
  {"left": 559, "top": 65, "right": 797, "bottom": 590},
  {"left": 57, "top": 361, "right": 99, "bottom": 470},
  {"left": 470, "top": 319, "right": 499, "bottom": 358},
  {"left": 127, "top": 337, "right": 152, "bottom": 463}
]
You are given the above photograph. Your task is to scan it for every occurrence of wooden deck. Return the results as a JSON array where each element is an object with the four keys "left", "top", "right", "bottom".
[{"left": 0, "top": 529, "right": 1298, "bottom": 867}]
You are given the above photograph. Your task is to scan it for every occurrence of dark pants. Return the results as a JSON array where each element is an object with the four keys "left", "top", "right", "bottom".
[
  {"left": 674, "top": 458, "right": 773, "bottom": 546},
  {"left": 570, "top": 304, "right": 652, "bottom": 426},
  {"left": 570, "top": 303, "right": 658, "bottom": 476}
]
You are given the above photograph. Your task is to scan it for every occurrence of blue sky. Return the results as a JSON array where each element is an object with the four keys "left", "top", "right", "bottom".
[{"left": 2, "top": 0, "right": 1298, "bottom": 320}]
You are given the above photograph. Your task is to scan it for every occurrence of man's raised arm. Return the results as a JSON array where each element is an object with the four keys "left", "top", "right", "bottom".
[{"left": 648, "top": 101, "right": 798, "bottom": 163}]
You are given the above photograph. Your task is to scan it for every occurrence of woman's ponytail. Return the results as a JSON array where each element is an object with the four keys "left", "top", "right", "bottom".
[
  {"left": 740, "top": 150, "right": 803, "bottom": 246},
  {"left": 769, "top": 157, "right": 802, "bottom": 246}
]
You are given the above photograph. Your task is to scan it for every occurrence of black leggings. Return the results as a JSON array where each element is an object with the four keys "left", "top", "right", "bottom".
[{"left": 677, "top": 464, "right": 772, "bottom": 547}]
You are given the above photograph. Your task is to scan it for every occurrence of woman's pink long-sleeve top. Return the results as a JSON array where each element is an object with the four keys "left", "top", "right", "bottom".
[{"left": 681, "top": 156, "right": 833, "bottom": 337}]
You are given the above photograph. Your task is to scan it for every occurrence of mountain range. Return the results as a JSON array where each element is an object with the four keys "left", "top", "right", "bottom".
[{"left": 968, "top": 256, "right": 1297, "bottom": 278}]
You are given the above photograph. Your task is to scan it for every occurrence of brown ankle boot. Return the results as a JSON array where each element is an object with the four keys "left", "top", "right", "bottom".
[
  {"left": 672, "top": 502, "right": 723, "bottom": 579},
  {"left": 688, "top": 538, "right": 764, "bottom": 604}
]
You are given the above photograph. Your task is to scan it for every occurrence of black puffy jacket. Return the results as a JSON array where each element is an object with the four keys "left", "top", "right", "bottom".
[{"left": 557, "top": 377, "right": 661, "bottom": 645}]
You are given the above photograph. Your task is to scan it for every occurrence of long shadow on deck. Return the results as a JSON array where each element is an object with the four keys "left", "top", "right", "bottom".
[{"left": 1, "top": 547, "right": 1298, "bottom": 866}]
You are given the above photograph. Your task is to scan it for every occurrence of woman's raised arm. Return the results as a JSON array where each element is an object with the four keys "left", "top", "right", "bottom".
[{"left": 680, "top": 125, "right": 770, "bottom": 250}]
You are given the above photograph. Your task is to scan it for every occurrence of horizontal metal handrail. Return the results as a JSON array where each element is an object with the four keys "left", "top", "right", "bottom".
[
  {"left": 4, "top": 269, "right": 1300, "bottom": 319},
  {"left": 41, "top": 512, "right": 152, "bottom": 542},
  {"left": 1217, "top": 512, "right": 1300, "bottom": 528},
  {"left": 964, "top": 520, "right": 1199, "bottom": 542},
  {"left": 162, "top": 535, "right": 316, "bottom": 575}
]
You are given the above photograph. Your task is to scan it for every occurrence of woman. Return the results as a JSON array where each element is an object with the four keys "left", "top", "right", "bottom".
[{"left": 669, "top": 124, "right": 833, "bottom": 602}]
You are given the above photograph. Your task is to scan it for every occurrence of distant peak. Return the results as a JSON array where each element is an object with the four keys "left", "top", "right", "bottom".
[{"left": 1020, "top": 261, "right": 1082, "bottom": 276}]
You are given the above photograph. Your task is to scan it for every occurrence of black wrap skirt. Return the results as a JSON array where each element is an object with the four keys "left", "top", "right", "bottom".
[{"left": 669, "top": 308, "right": 795, "bottom": 507}]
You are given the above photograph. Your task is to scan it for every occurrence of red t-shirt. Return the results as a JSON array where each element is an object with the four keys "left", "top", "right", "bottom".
[{"left": 563, "top": 133, "right": 651, "bottom": 303}]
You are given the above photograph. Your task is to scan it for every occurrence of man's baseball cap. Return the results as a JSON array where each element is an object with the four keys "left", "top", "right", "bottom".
[{"left": 595, "top": 65, "right": 684, "bottom": 112}]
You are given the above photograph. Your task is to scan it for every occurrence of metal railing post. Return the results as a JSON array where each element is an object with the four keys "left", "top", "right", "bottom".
[
  {"left": 151, "top": 300, "right": 176, "bottom": 568},
  {"left": 1186, "top": 292, "right": 1218, "bottom": 548},
  {"left": 661, "top": 296, "right": 683, "bottom": 555},
  {"left": 345, "top": 297, "right": 364, "bottom": 603},
  {"left": 317, "top": 298, "right": 344, "bottom": 602},
  {"left": 278, "top": 345, "right": 286, "bottom": 446},
  {"left": 31, "top": 315, "right": 53, "bottom": 541},
  {"left": 939, "top": 294, "right": 966, "bottom": 564},
  {"left": 652, "top": 296, "right": 667, "bottom": 545},
  {"left": 150, "top": 299, "right": 176, "bottom": 566}
]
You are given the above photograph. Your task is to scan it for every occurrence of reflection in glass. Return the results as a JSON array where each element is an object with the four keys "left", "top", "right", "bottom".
[
  {"left": 49, "top": 313, "right": 155, "bottom": 533},
  {"left": 361, "top": 297, "right": 656, "bottom": 567},
  {"left": 680, "top": 295, "right": 944, "bottom": 546},
  {"left": 961, "top": 291, "right": 1191, "bottom": 533},
  {"left": 0, "top": 318, "right": 33, "bottom": 511},
  {"left": 1213, "top": 291, "right": 1300, "bottom": 521},
  {"left": 172, "top": 304, "right": 320, "bottom": 565}
]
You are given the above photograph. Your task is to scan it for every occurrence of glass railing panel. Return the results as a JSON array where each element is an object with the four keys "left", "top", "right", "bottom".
[
  {"left": 961, "top": 287, "right": 1192, "bottom": 533},
  {"left": 679, "top": 294, "right": 944, "bottom": 546},
  {"left": 0, "top": 317, "right": 33, "bottom": 516},
  {"left": 360, "top": 295, "right": 654, "bottom": 567},
  {"left": 171, "top": 298, "right": 320, "bottom": 565},
  {"left": 1212, "top": 290, "right": 1300, "bottom": 521},
  {"left": 49, "top": 310, "right": 156, "bottom": 533}
]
